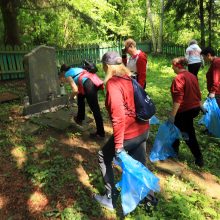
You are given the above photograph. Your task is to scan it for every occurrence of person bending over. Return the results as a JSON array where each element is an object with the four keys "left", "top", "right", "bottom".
[{"left": 60, "top": 64, "right": 105, "bottom": 138}]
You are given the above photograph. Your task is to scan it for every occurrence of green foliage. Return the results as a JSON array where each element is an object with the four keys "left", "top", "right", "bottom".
[
  {"left": 61, "top": 207, "right": 89, "bottom": 220},
  {"left": 24, "top": 137, "right": 76, "bottom": 194}
]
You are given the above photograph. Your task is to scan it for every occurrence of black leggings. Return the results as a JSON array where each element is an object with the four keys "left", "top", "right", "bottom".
[
  {"left": 98, "top": 131, "right": 148, "bottom": 194},
  {"left": 188, "top": 63, "right": 201, "bottom": 76},
  {"left": 77, "top": 79, "right": 105, "bottom": 136},
  {"left": 172, "top": 107, "right": 202, "bottom": 160}
]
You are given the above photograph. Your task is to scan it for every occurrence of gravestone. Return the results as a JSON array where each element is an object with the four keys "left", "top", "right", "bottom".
[{"left": 23, "top": 45, "right": 68, "bottom": 115}]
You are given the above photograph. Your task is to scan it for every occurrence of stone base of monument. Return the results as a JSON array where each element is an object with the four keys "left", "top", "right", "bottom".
[
  {"left": 29, "top": 106, "right": 92, "bottom": 131},
  {"left": 23, "top": 96, "right": 69, "bottom": 116}
]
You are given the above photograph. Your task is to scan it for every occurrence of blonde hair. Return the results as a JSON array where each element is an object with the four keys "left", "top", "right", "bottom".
[
  {"left": 104, "top": 63, "right": 131, "bottom": 83},
  {"left": 124, "top": 38, "right": 136, "bottom": 48}
]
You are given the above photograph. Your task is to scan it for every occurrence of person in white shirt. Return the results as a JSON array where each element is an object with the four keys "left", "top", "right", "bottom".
[{"left": 185, "top": 39, "right": 204, "bottom": 76}]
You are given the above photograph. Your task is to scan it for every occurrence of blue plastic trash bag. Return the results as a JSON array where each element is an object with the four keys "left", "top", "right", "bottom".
[
  {"left": 149, "top": 121, "right": 181, "bottom": 162},
  {"left": 115, "top": 151, "right": 160, "bottom": 215},
  {"left": 150, "top": 115, "right": 160, "bottom": 125},
  {"left": 199, "top": 98, "right": 220, "bottom": 138}
]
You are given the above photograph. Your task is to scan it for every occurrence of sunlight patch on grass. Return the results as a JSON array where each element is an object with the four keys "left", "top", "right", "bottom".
[
  {"left": 76, "top": 165, "right": 91, "bottom": 188},
  {"left": 27, "top": 190, "right": 48, "bottom": 213},
  {"left": 11, "top": 146, "right": 27, "bottom": 169},
  {"left": 165, "top": 175, "right": 191, "bottom": 193},
  {"left": 0, "top": 195, "right": 8, "bottom": 209}
]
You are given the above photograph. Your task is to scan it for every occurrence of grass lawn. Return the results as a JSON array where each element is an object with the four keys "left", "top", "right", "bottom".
[{"left": 0, "top": 54, "right": 219, "bottom": 220}]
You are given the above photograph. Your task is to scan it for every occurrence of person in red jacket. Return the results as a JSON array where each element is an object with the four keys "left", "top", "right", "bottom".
[
  {"left": 122, "top": 38, "right": 147, "bottom": 89},
  {"left": 168, "top": 57, "right": 205, "bottom": 167},
  {"left": 94, "top": 51, "right": 150, "bottom": 210},
  {"left": 201, "top": 47, "right": 220, "bottom": 107}
]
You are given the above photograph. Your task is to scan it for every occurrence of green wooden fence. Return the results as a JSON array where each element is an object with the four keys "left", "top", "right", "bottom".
[{"left": 1, "top": 43, "right": 219, "bottom": 80}]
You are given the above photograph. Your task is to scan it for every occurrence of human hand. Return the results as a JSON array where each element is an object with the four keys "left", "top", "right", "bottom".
[
  {"left": 200, "top": 106, "right": 208, "bottom": 114},
  {"left": 209, "top": 93, "right": 215, "bottom": 98},
  {"left": 167, "top": 114, "right": 175, "bottom": 124},
  {"left": 115, "top": 148, "right": 126, "bottom": 163},
  {"left": 115, "top": 147, "right": 125, "bottom": 156},
  {"left": 68, "top": 93, "right": 77, "bottom": 102}
]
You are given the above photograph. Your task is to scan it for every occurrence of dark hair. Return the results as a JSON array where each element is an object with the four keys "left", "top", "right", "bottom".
[
  {"left": 201, "top": 47, "right": 215, "bottom": 56},
  {"left": 60, "top": 64, "right": 71, "bottom": 73}
]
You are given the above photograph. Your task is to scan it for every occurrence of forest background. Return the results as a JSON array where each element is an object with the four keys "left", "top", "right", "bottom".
[{"left": 0, "top": 0, "right": 220, "bottom": 51}]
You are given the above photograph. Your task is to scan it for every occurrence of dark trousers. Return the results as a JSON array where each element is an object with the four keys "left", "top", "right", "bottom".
[
  {"left": 188, "top": 63, "right": 201, "bottom": 76},
  {"left": 215, "top": 95, "right": 220, "bottom": 108},
  {"left": 77, "top": 79, "right": 105, "bottom": 136},
  {"left": 172, "top": 107, "right": 202, "bottom": 160},
  {"left": 98, "top": 131, "right": 148, "bottom": 194}
]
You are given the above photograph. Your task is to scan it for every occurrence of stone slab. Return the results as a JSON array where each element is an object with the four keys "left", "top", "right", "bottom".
[
  {"left": 23, "top": 96, "right": 69, "bottom": 115},
  {"left": 30, "top": 116, "right": 70, "bottom": 130},
  {"left": 20, "top": 121, "right": 40, "bottom": 135},
  {"left": 0, "top": 92, "right": 19, "bottom": 103},
  {"left": 29, "top": 107, "right": 92, "bottom": 132}
]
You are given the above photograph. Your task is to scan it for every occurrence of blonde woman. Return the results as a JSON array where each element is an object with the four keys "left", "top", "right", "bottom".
[{"left": 94, "top": 51, "right": 150, "bottom": 210}]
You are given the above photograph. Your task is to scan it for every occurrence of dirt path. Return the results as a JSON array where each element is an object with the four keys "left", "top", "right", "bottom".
[{"left": 154, "top": 159, "right": 220, "bottom": 200}]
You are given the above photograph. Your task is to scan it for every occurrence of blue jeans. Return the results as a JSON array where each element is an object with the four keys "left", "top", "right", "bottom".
[{"left": 98, "top": 131, "right": 149, "bottom": 194}]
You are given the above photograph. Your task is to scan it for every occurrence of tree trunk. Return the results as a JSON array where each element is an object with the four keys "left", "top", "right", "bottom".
[
  {"left": 207, "top": 0, "right": 213, "bottom": 47},
  {"left": 157, "top": 0, "right": 164, "bottom": 53},
  {"left": 199, "top": 0, "right": 205, "bottom": 48},
  {"left": 146, "top": 0, "right": 157, "bottom": 53},
  {"left": 0, "top": 0, "right": 21, "bottom": 46}
]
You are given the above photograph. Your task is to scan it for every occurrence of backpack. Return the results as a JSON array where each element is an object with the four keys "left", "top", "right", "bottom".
[
  {"left": 82, "top": 59, "right": 98, "bottom": 73},
  {"left": 131, "top": 78, "right": 156, "bottom": 122}
]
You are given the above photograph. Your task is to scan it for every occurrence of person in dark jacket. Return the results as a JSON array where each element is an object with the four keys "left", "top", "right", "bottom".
[
  {"left": 168, "top": 57, "right": 205, "bottom": 167},
  {"left": 60, "top": 64, "right": 105, "bottom": 138},
  {"left": 93, "top": 51, "right": 150, "bottom": 210}
]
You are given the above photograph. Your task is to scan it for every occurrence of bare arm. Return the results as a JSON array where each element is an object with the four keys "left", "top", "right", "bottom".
[
  {"left": 170, "top": 102, "right": 180, "bottom": 117},
  {"left": 66, "top": 76, "right": 78, "bottom": 96}
]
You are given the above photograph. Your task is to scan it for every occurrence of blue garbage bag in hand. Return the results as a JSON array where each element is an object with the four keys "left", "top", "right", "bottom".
[
  {"left": 115, "top": 151, "right": 160, "bottom": 215},
  {"left": 149, "top": 121, "right": 181, "bottom": 162},
  {"left": 199, "top": 98, "right": 220, "bottom": 138},
  {"left": 150, "top": 115, "right": 160, "bottom": 125}
]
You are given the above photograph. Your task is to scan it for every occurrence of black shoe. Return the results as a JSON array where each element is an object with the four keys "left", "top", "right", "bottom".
[
  {"left": 195, "top": 157, "right": 204, "bottom": 167},
  {"left": 143, "top": 194, "right": 158, "bottom": 212},
  {"left": 74, "top": 116, "right": 83, "bottom": 126}
]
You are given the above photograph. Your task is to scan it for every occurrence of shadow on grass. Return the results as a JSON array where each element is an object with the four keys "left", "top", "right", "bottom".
[{"left": 0, "top": 115, "right": 116, "bottom": 219}]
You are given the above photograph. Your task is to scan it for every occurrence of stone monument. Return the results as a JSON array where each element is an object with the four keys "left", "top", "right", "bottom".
[{"left": 23, "top": 45, "right": 68, "bottom": 115}]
